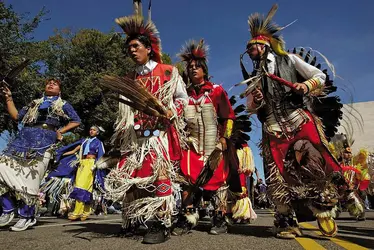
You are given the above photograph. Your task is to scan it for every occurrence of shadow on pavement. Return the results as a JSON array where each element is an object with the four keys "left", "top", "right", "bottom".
[
  {"left": 194, "top": 221, "right": 274, "bottom": 238},
  {"left": 63, "top": 222, "right": 122, "bottom": 240},
  {"left": 228, "top": 224, "right": 274, "bottom": 238},
  {"left": 337, "top": 225, "right": 374, "bottom": 249},
  {"left": 34, "top": 220, "right": 57, "bottom": 226}
]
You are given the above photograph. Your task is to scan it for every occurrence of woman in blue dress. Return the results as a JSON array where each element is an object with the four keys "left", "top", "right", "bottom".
[
  {"left": 0, "top": 78, "right": 81, "bottom": 231},
  {"left": 62, "top": 125, "right": 105, "bottom": 221}
]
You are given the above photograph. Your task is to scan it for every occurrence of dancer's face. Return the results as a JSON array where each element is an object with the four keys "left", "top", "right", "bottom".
[
  {"left": 343, "top": 151, "right": 352, "bottom": 160},
  {"left": 44, "top": 80, "right": 61, "bottom": 96},
  {"left": 247, "top": 43, "right": 266, "bottom": 61},
  {"left": 188, "top": 60, "right": 205, "bottom": 85},
  {"left": 127, "top": 39, "right": 151, "bottom": 65},
  {"left": 89, "top": 127, "right": 99, "bottom": 137}
]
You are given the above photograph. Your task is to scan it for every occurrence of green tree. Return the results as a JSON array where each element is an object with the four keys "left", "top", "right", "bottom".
[
  {"left": 0, "top": 3, "right": 47, "bottom": 134},
  {"left": 1, "top": 2, "right": 176, "bottom": 150},
  {"left": 41, "top": 29, "right": 134, "bottom": 147},
  {"left": 161, "top": 53, "right": 172, "bottom": 65}
]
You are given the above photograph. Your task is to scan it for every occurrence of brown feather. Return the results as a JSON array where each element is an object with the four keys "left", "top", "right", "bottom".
[
  {"left": 100, "top": 75, "right": 167, "bottom": 118},
  {"left": 263, "top": 4, "right": 278, "bottom": 28},
  {"left": 207, "top": 148, "right": 223, "bottom": 171},
  {"left": 115, "top": 97, "right": 165, "bottom": 118},
  {"left": 133, "top": 0, "right": 143, "bottom": 17}
]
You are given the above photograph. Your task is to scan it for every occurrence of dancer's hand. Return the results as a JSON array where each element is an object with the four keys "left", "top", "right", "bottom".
[
  {"left": 219, "top": 137, "right": 227, "bottom": 151},
  {"left": 166, "top": 109, "right": 174, "bottom": 120},
  {"left": 56, "top": 130, "right": 63, "bottom": 141},
  {"left": 1, "top": 86, "right": 12, "bottom": 101},
  {"left": 251, "top": 87, "right": 263, "bottom": 104},
  {"left": 294, "top": 83, "right": 308, "bottom": 95}
]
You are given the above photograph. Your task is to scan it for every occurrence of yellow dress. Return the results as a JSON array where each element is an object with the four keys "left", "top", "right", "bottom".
[{"left": 70, "top": 159, "right": 95, "bottom": 219}]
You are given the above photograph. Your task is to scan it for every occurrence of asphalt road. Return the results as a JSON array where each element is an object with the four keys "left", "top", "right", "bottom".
[{"left": 0, "top": 210, "right": 373, "bottom": 250}]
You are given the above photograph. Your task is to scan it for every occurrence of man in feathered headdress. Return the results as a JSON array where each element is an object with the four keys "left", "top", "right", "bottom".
[
  {"left": 173, "top": 39, "right": 238, "bottom": 235},
  {"left": 103, "top": 14, "right": 188, "bottom": 244},
  {"left": 330, "top": 133, "right": 370, "bottom": 220},
  {"left": 240, "top": 4, "right": 345, "bottom": 239}
]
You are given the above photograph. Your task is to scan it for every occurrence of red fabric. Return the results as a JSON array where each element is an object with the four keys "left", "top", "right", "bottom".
[
  {"left": 187, "top": 82, "right": 236, "bottom": 138},
  {"left": 268, "top": 111, "right": 341, "bottom": 176},
  {"left": 118, "top": 154, "right": 173, "bottom": 196},
  {"left": 341, "top": 165, "right": 360, "bottom": 174},
  {"left": 174, "top": 99, "right": 185, "bottom": 116},
  {"left": 118, "top": 66, "right": 183, "bottom": 175},
  {"left": 239, "top": 173, "right": 248, "bottom": 198},
  {"left": 133, "top": 63, "right": 183, "bottom": 162},
  {"left": 181, "top": 82, "right": 235, "bottom": 190},
  {"left": 118, "top": 152, "right": 154, "bottom": 178},
  {"left": 239, "top": 144, "right": 250, "bottom": 191},
  {"left": 251, "top": 35, "right": 271, "bottom": 42},
  {"left": 359, "top": 180, "right": 370, "bottom": 191},
  {"left": 166, "top": 123, "right": 182, "bottom": 161},
  {"left": 239, "top": 172, "right": 247, "bottom": 188},
  {"left": 180, "top": 149, "right": 227, "bottom": 191},
  {"left": 341, "top": 165, "right": 369, "bottom": 191},
  {"left": 187, "top": 82, "right": 235, "bottom": 120}
]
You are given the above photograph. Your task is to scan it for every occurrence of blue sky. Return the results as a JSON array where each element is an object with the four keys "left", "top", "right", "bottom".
[{"left": 3, "top": 0, "right": 374, "bottom": 179}]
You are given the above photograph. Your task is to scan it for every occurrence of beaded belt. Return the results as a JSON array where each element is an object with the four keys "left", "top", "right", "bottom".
[{"left": 27, "top": 123, "right": 56, "bottom": 131}]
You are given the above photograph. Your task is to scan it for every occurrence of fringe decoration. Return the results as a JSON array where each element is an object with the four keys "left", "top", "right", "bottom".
[
  {"left": 237, "top": 146, "right": 255, "bottom": 175},
  {"left": 185, "top": 211, "right": 199, "bottom": 227},
  {"left": 0, "top": 181, "right": 38, "bottom": 206},
  {"left": 262, "top": 136, "right": 291, "bottom": 205},
  {"left": 95, "top": 156, "right": 120, "bottom": 170},
  {"left": 154, "top": 67, "right": 188, "bottom": 149},
  {"left": 346, "top": 192, "right": 364, "bottom": 217},
  {"left": 310, "top": 205, "right": 338, "bottom": 219},
  {"left": 105, "top": 137, "right": 172, "bottom": 199},
  {"left": 266, "top": 162, "right": 291, "bottom": 204},
  {"left": 213, "top": 185, "right": 229, "bottom": 212},
  {"left": 232, "top": 197, "right": 257, "bottom": 221},
  {"left": 122, "top": 195, "right": 175, "bottom": 228},
  {"left": 22, "top": 97, "right": 68, "bottom": 125},
  {"left": 0, "top": 150, "right": 54, "bottom": 205},
  {"left": 105, "top": 67, "right": 186, "bottom": 226},
  {"left": 40, "top": 177, "right": 73, "bottom": 202},
  {"left": 110, "top": 67, "right": 187, "bottom": 153}
]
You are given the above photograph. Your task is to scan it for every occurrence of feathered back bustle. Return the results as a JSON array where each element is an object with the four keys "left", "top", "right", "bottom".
[
  {"left": 247, "top": 4, "right": 287, "bottom": 56},
  {"left": 116, "top": 15, "right": 162, "bottom": 63}
]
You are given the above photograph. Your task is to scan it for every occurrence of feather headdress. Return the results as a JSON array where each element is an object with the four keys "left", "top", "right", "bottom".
[
  {"left": 116, "top": 15, "right": 162, "bottom": 63},
  {"left": 329, "top": 133, "right": 354, "bottom": 161},
  {"left": 178, "top": 39, "right": 209, "bottom": 80},
  {"left": 179, "top": 39, "right": 209, "bottom": 62},
  {"left": 247, "top": 4, "right": 287, "bottom": 56}
]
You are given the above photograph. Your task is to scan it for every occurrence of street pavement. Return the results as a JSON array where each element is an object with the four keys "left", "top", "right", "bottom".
[{"left": 0, "top": 210, "right": 373, "bottom": 250}]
